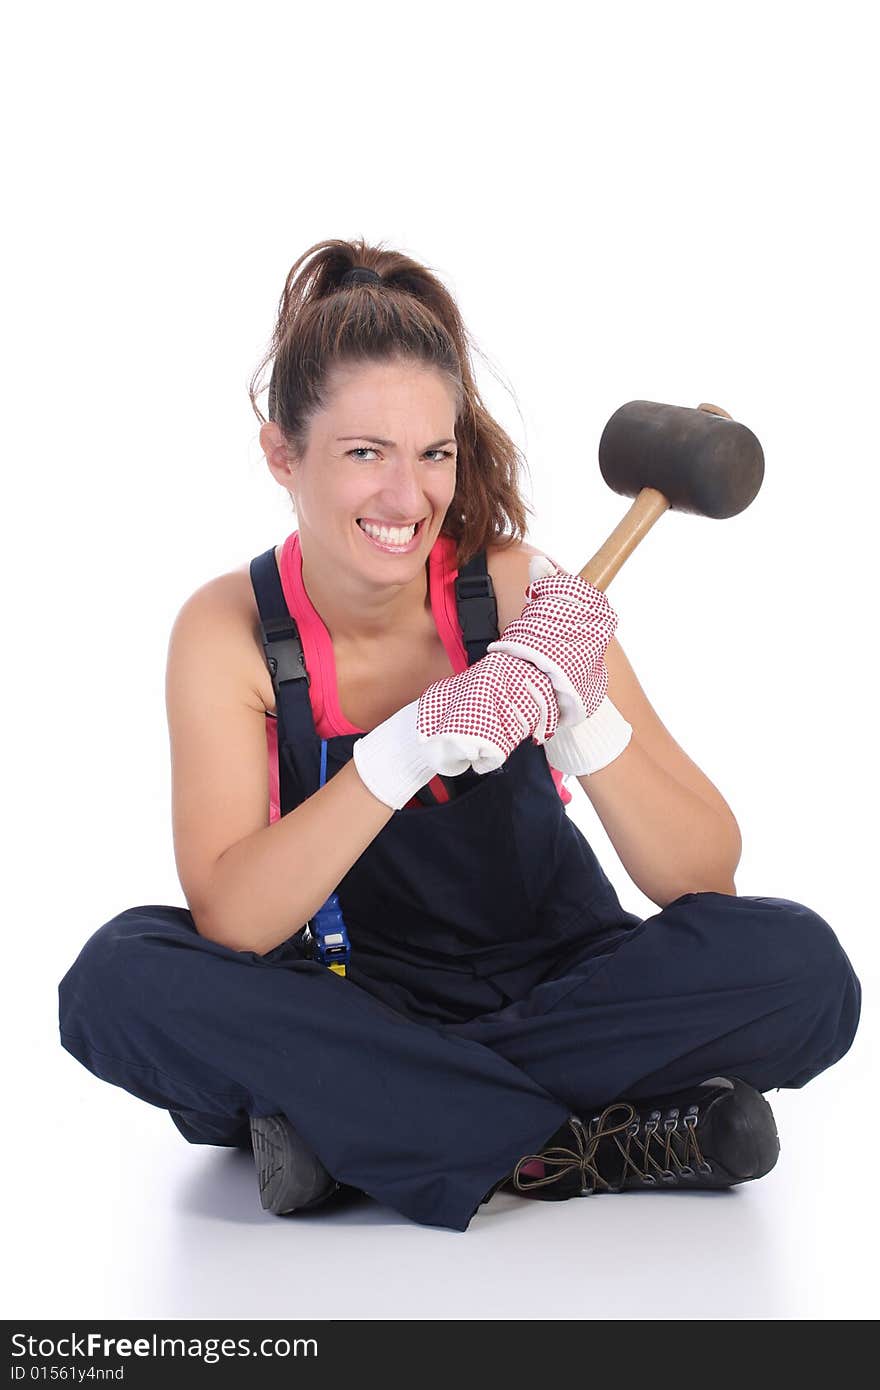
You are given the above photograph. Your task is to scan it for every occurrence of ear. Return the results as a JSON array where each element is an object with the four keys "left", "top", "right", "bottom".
[{"left": 260, "top": 422, "right": 294, "bottom": 472}]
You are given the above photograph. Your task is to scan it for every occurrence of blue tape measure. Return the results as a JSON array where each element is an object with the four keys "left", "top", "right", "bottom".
[{"left": 306, "top": 739, "right": 351, "bottom": 977}]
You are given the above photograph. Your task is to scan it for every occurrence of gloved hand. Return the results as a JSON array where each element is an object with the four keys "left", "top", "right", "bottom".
[
  {"left": 487, "top": 554, "right": 619, "bottom": 727},
  {"left": 352, "top": 651, "right": 559, "bottom": 811},
  {"left": 418, "top": 648, "right": 559, "bottom": 769}
]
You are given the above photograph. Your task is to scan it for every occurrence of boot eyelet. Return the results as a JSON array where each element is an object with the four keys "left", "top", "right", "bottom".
[
  {"left": 698, "top": 1161, "right": 713, "bottom": 1174},
  {"left": 660, "top": 1170, "right": 676, "bottom": 1182},
  {"left": 641, "top": 1175, "right": 656, "bottom": 1185},
  {"left": 679, "top": 1165, "right": 695, "bottom": 1177}
]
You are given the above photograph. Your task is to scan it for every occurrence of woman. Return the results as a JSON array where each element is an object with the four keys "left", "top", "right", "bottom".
[{"left": 57, "top": 239, "right": 861, "bottom": 1233}]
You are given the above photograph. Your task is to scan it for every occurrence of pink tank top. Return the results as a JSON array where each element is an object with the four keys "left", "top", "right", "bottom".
[{"left": 265, "top": 530, "right": 573, "bottom": 821}]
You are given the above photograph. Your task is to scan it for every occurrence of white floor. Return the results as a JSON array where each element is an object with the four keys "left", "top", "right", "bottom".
[{"left": 11, "top": 1025, "right": 876, "bottom": 1322}]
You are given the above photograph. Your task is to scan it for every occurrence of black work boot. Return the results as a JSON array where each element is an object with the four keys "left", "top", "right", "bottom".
[
  {"left": 506, "top": 1076, "right": 780, "bottom": 1200},
  {"left": 249, "top": 1114, "right": 342, "bottom": 1215}
]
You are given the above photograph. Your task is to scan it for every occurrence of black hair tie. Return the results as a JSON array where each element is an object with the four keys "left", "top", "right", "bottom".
[{"left": 340, "top": 267, "right": 382, "bottom": 287}]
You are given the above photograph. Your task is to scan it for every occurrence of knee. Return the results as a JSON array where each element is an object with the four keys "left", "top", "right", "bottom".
[
  {"left": 799, "top": 909, "right": 861, "bottom": 1074},
  {"left": 754, "top": 896, "right": 862, "bottom": 1079},
  {"left": 58, "top": 904, "right": 194, "bottom": 1047}
]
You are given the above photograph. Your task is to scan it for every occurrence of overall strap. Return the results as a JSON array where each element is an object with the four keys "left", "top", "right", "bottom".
[
  {"left": 249, "top": 547, "right": 319, "bottom": 813},
  {"left": 454, "top": 549, "right": 499, "bottom": 665}
]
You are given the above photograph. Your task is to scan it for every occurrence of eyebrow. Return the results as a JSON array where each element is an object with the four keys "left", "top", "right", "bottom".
[{"left": 337, "top": 435, "right": 457, "bottom": 449}]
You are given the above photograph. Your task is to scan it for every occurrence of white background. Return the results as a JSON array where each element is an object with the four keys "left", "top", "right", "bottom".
[{"left": 3, "top": 0, "right": 876, "bottom": 1322}]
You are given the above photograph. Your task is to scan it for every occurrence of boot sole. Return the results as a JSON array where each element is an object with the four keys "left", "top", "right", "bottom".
[{"left": 249, "top": 1114, "right": 340, "bottom": 1215}]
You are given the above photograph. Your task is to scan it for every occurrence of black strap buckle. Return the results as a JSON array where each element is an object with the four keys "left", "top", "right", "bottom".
[
  {"left": 259, "top": 616, "right": 310, "bottom": 692},
  {"left": 455, "top": 573, "right": 493, "bottom": 600},
  {"left": 454, "top": 573, "right": 498, "bottom": 648}
]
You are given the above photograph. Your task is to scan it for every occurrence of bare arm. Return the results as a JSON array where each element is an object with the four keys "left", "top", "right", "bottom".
[
  {"left": 574, "top": 635, "right": 742, "bottom": 907},
  {"left": 576, "top": 736, "right": 740, "bottom": 909},
  {"left": 165, "top": 578, "right": 393, "bottom": 958},
  {"left": 205, "top": 760, "right": 393, "bottom": 955}
]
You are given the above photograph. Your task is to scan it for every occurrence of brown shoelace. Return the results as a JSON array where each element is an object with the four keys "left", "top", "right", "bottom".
[{"left": 511, "top": 1100, "right": 713, "bottom": 1194}]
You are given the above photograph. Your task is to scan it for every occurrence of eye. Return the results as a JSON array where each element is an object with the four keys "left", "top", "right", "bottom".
[{"left": 348, "top": 447, "right": 455, "bottom": 463}]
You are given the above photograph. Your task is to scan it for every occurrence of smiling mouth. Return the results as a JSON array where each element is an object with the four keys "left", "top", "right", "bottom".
[{"left": 355, "top": 517, "right": 427, "bottom": 554}]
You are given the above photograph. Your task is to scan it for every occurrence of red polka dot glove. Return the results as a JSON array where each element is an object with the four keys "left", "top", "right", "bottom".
[
  {"left": 487, "top": 555, "right": 619, "bottom": 727},
  {"left": 416, "top": 650, "right": 560, "bottom": 774},
  {"left": 352, "top": 652, "right": 560, "bottom": 810},
  {"left": 496, "top": 555, "right": 633, "bottom": 777}
]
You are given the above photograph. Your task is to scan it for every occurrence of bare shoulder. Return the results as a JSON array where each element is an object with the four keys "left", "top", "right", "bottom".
[
  {"left": 485, "top": 538, "right": 549, "bottom": 633},
  {"left": 167, "top": 564, "right": 272, "bottom": 715}
]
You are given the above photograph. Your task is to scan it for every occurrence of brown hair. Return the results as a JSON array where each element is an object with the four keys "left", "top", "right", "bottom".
[{"left": 248, "top": 237, "right": 534, "bottom": 567}]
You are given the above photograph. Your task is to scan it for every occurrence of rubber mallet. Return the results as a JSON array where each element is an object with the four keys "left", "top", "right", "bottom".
[{"left": 579, "top": 401, "right": 764, "bottom": 589}]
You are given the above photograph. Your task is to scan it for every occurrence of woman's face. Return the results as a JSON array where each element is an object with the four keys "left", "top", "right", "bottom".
[{"left": 266, "top": 358, "right": 459, "bottom": 580}]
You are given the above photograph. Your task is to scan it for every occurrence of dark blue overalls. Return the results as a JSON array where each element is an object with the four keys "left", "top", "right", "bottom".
[{"left": 57, "top": 545, "right": 862, "bottom": 1231}]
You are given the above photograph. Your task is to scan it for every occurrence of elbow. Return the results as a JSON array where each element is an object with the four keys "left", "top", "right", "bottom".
[
  {"left": 653, "top": 883, "right": 738, "bottom": 911},
  {"left": 652, "top": 840, "right": 741, "bottom": 910},
  {"left": 191, "top": 901, "right": 242, "bottom": 953},
  {"left": 192, "top": 901, "right": 308, "bottom": 958},
  {"left": 654, "top": 871, "right": 739, "bottom": 910},
  {"left": 694, "top": 817, "right": 742, "bottom": 894},
  {"left": 192, "top": 911, "right": 226, "bottom": 948}
]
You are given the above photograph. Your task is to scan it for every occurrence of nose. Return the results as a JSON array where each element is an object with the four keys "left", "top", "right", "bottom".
[{"left": 377, "top": 457, "right": 429, "bottom": 519}]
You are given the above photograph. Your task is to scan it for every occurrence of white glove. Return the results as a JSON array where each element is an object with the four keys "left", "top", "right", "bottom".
[
  {"left": 352, "top": 699, "right": 449, "bottom": 811},
  {"left": 544, "top": 694, "right": 633, "bottom": 776}
]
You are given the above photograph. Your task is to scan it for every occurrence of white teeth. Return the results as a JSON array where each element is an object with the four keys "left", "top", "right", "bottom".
[{"left": 357, "top": 519, "right": 418, "bottom": 545}]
